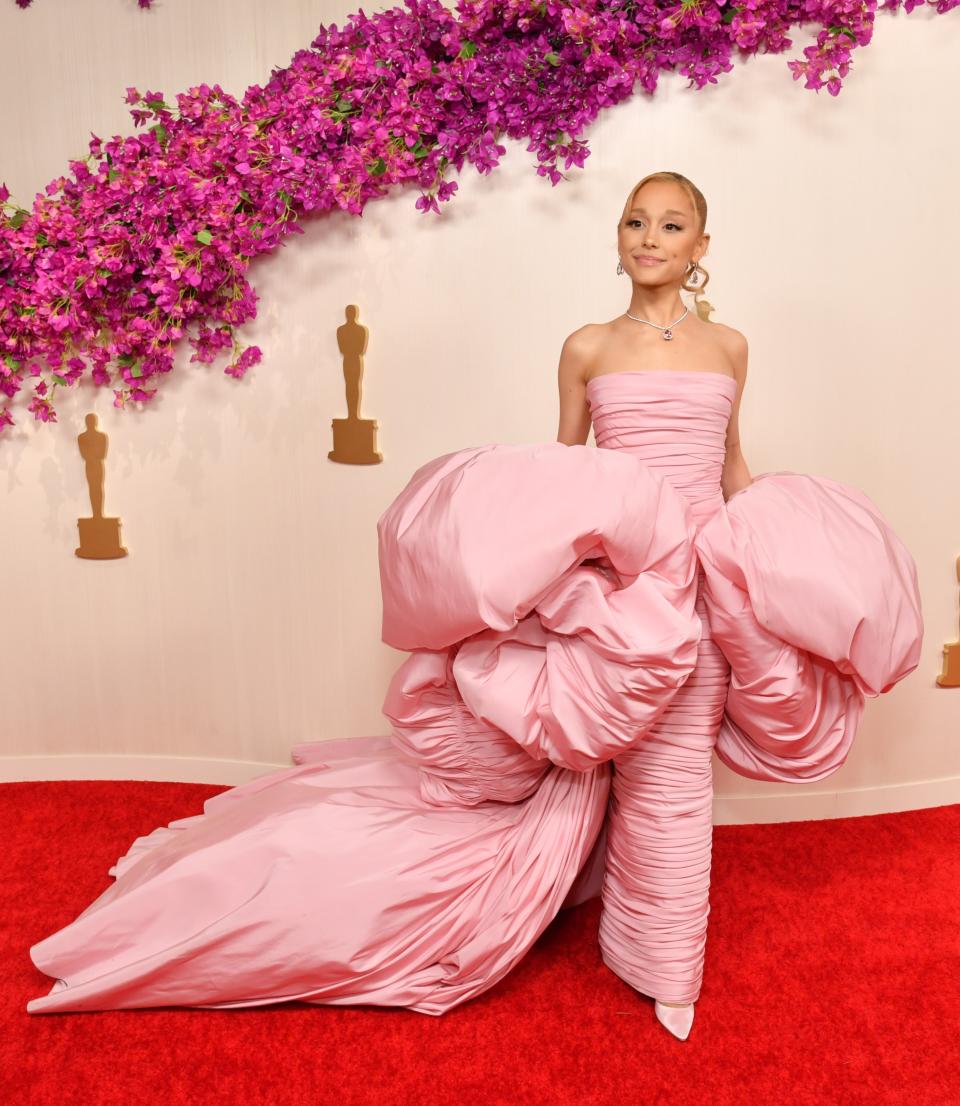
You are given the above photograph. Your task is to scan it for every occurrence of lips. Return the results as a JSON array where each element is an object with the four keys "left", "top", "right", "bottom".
[{"left": 635, "top": 256, "right": 664, "bottom": 264}]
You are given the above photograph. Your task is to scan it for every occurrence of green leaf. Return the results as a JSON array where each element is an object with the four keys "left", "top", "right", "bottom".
[
  {"left": 545, "top": 52, "right": 561, "bottom": 66},
  {"left": 150, "top": 122, "right": 168, "bottom": 145},
  {"left": 368, "top": 157, "right": 387, "bottom": 176},
  {"left": 458, "top": 40, "right": 478, "bottom": 59},
  {"left": 129, "top": 363, "right": 143, "bottom": 379},
  {"left": 52, "top": 373, "right": 68, "bottom": 386},
  {"left": 196, "top": 228, "right": 213, "bottom": 245}
]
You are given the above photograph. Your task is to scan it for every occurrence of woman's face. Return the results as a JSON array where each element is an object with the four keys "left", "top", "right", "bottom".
[{"left": 617, "top": 181, "right": 707, "bottom": 287}]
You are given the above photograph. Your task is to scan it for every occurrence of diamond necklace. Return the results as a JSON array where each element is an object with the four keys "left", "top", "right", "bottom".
[{"left": 624, "top": 305, "right": 689, "bottom": 341}]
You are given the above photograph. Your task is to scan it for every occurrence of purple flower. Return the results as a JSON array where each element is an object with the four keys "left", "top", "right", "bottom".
[{"left": 3, "top": 0, "right": 955, "bottom": 434}]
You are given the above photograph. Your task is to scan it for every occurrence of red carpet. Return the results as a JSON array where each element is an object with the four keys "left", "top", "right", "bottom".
[{"left": 2, "top": 780, "right": 958, "bottom": 1106}]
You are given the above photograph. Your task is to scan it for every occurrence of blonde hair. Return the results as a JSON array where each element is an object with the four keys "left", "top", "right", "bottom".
[{"left": 618, "top": 171, "right": 711, "bottom": 311}]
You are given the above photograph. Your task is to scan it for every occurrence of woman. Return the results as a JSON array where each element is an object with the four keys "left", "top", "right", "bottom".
[
  {"left": 557, "top": 170, "right": 753, "bottom": 1039},
  {"left": 26, "top": 172, "right": 922, "bottom": 1042}
]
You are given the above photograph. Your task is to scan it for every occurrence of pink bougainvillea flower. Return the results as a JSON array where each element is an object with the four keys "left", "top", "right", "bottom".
[{"left": 2, "top": 0, "right": 956, "bottom": 435}]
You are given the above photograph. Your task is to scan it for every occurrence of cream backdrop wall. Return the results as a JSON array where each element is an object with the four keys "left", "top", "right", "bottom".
[{"left": 1, "top": 0, "right": 957, "bottom": 823}]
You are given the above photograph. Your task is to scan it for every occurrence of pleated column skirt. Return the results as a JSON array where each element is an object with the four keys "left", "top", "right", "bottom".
[{"left": 598, "top": 567, "right": 730, "bottom": 1005}]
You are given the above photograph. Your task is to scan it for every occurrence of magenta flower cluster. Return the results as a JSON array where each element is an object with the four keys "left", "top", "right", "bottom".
[{"left": 1, "top": 0, "right": 955, "bottom": 434}]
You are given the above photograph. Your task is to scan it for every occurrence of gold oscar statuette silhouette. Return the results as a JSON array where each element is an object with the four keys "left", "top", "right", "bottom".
[
  {"left": 936, "top": 553, "right": 960, "bottom": 687},
  {"left": 328, "top": 304, "right": 383, "bottom": 465},
  {"left": 75, "top": 412, "right": 128, "bottom": 559}
]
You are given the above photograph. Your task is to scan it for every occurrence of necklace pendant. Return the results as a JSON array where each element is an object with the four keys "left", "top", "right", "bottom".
[{"left": 663, "top": 329, "right": 673, "bottom": 341}]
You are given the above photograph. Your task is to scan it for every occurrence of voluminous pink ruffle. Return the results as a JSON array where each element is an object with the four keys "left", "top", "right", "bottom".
[
  {"left": 694, "top": 471, "right": 923, "bottom": 783},
  {"left": 27, "top": 443, "right": 704, "bottom": 1015},
  {"left": 26, "top": 440, "right": 923, "bottom": 1016},
  {"left": 378, "top": 443, "right": 704, "bottom": 783}
]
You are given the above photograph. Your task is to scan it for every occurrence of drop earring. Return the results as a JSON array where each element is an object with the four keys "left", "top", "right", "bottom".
[{"left": 616, "top": 257, "right": 624, "bottom": 275}]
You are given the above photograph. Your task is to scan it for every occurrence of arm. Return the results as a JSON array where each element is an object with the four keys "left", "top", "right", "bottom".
[
  {"left": 556, "top": 327, "right": 594, "bottom": 446},
  {"left": 720, "top": 329, "right": 754, "bottom": 501}
]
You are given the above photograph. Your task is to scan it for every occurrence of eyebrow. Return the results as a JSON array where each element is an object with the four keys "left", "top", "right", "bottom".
[{"left": 628, "top": 207, "right": 689, "bottom": 218}]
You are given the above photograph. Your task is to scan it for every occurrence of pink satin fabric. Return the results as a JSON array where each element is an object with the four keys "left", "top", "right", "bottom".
[
  {"left": 26, "top": 371, "right": 923, "bottom": 1016},
  {"left": 695, "top": 470, "right": 923, "bottom": 783},
  {"left": 587, "top": 370, "right": 736, "bottom": 1003}
]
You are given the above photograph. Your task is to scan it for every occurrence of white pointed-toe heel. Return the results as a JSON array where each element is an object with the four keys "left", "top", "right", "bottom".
[{"left": 654, "top": 1000, "right": 695, "bottom": 1041}]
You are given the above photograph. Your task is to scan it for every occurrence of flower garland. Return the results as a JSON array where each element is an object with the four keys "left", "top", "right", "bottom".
[{"left": 1, "top": 0, "right": 956, "bottom": 434}]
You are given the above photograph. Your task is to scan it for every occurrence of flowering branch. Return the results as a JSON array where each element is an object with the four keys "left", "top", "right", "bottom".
[{"left": 1, "top": 0, "right": 955, "bottom": 434}]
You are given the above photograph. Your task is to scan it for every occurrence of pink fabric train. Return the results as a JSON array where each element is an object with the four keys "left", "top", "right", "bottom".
[{"left": 26, "top": 415, "right": 923, "bottom": 1016}]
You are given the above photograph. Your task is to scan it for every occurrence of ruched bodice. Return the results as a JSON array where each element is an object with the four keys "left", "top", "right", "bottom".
[{"left": 586, "top": 370, "right": 736, "bottom": 527}]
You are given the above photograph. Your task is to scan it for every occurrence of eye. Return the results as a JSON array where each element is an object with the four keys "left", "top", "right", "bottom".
[{"left": 627, "top": 219, "right": 683, "bottom": 230}]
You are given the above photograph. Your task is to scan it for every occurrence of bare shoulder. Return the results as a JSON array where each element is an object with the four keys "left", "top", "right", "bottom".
[
  {"left": 558, "top": 322, "right": 605, "bottom": 384},
  {"left": 562, "top": 321, "right": 606, "bottom": 355},
  {"left": 709, "top": 321, "right": 749, "bottom": 378},
  {"left": 710, "top": 320, "right": 748, "bottom": 356}
]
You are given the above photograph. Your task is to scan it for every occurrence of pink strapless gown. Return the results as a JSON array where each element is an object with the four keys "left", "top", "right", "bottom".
[{"left": 26, "top": 370, "right": 924, "bottom": 1015}]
